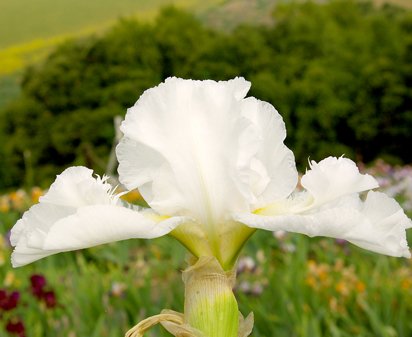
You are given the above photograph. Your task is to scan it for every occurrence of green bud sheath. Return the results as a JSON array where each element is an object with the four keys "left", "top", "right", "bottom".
[
  {"left": 124, "top": 257, "right": 253, "bottom": 337},
  {"left": 183, "top": 257, "right": 239, "bottom": 337}
]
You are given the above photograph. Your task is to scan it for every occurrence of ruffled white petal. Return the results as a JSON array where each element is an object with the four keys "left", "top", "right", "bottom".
[
  {"left": 39, "top": 166, "right": 115, "bottom": 207},
  {"left": 12, "top": 246, "right": 59, "bottom": 268},
  {"left": 301, "top": 157, "right": 378, "bottom": 208},
  {"left": 235, "top": 157, "right": 411, "bottom": 257},
  {"left": 39, "top": 205, "right": 185, "bottom": 250},
  {"left": 240, "top": 97, "right": 298, "bottom": 207},
  {"left": 11, "top": 166, "right": 187, "bottom": 267},
  {"left": 118, "top": 77, "right": 252, "bottom": 224},
  {"left": 234, "top": 191, "right": 411, "bottom": 257},
  {"left": 234, "top": 156, "right": 410, "bottom": 257},
  {"left": 117, "top": 77, "right": 297, "bottom": 224}
]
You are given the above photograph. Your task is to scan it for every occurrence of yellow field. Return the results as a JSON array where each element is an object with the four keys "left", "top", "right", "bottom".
[
  {"left": 1, "top": 0, "right": 410, "bottom": 76},
  {"left": 0, "top": 0, "right": 224, "bottom": 76}
]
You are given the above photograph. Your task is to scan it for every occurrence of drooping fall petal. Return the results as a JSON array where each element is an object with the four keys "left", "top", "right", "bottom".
[
  {"left": 11, "top": 167, "right": 187, "bottom": 267},
  {"left": 235, "top": 157, "right": 411, "bottom": 258}
]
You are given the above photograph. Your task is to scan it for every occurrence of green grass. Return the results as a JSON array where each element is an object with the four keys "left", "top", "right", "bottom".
[{"left": 1, "top": 208, "right": 412, "bottom": 337}]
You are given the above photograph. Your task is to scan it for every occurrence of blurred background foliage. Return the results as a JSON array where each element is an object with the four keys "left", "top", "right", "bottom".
[{"left": 0, "top": 0, "right": 411, "bottom": 189}]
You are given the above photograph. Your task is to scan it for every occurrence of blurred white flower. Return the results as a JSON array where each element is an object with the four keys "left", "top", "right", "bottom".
[
  {"left": 237, "top": 256, "right": 256, "bottom": 274},
  {"left": 11, "top": 78, "right": 411, "bottom": 268},
  {"left": 273, "top": 230, "right": 287, "bottom": 240}
]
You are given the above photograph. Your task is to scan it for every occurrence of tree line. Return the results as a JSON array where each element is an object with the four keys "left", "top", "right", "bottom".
[{"left": 1, "top": 0, "right": 411, "bottom": 189}]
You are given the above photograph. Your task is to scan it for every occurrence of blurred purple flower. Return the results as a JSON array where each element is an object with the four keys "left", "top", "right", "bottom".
[
  {"left": 43, "top": 291, "right": 57, "bottom": 308},
  {"left": 5, "top": 319, "right": 25, "bottom": 337},
  {"left": 30, "top": 274, "right": 46, "bottom": 299},
  {"left": 335, "top": 239, "right": 348, "bottom": 247},
  {"left": 237, "top": 256, "right": 256, "bottom": 274},
  {"left": 29, "top": 274, "right": 58, "bottom": 309},
  {"left": 0, "top": 290, "right": 20, "bottom": 311},
  {"left": 335, "top": 238, "right": 351, "bottom": 255}
]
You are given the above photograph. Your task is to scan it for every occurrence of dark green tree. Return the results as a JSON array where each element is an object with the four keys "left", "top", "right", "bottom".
[{"left": 0, "top": 2, "right": 411, "bottom": 189}]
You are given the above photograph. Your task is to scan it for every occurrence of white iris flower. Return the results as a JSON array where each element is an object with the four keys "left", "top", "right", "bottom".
[{"left": 11, "top": 77, "right": 411, "bottom": 268}]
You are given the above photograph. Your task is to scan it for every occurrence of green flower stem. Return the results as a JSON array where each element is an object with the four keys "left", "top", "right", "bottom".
[
  {"left": 182, "top": 257, "right": 239, "bottom": 337},
  {"left": 125, "top": 257, "right": 253, "bottom": 337}
]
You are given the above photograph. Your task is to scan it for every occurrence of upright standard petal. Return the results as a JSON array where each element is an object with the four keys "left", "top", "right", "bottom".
[
  {"left": 117, "top": 77, "right": 298, "bottom": 226},
  {"left": 11, "top": 167, "right": 187, "bottom": 267},
  {"left": 234, "top": 157, "right": 411, "bottom": 258},
  {"left": 240, "top": 97, "right": 298, "bottom": 208},
  {"left": 117, "top": 77, "right": 252, "bottom": 224},
  {"left": 301, "top": 157, "right": 378, "bottom": 208}
]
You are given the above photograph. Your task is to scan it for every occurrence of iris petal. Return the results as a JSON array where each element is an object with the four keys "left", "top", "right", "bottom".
[
  {"left": 234, "top": 157, "right": 411, "bottom": 258},
  {"left": 235, "top": 192, "right": 411, "bottom": 257},
  {"left": 11, "top": 166, "right": 187, "bottom": 267},
  {"left": 118, "top": 77, "right": 253, "bottom": 224},
  {"left": 301, "top": 156, "right": 378, "bottom": 207},
  {"left": 117, "top": 77, "right": 297, "bottom": 225},
  {"left": 240, "top": 97, "right": 298, "bottom": 207}
]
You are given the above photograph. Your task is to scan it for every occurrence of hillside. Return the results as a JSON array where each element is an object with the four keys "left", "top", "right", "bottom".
[
  {"left": 1, "top": 0, "right": 410, "bottom": 75},
  {"left": 0, "top": 0, "right": 224, "bottom": 75},
  {"left": 0, "top": 0, "right": 410, "bottom": 108},
  {"left": 0, "top": 0, "right": 224, "bottom": 107}
]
